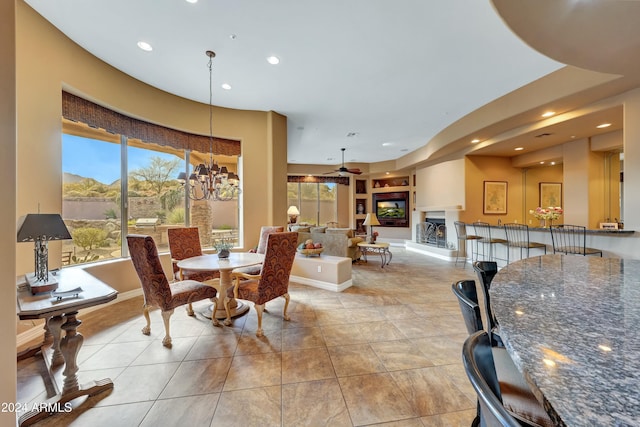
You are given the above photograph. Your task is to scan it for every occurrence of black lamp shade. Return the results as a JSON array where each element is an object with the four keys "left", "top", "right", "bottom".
[{"left": 17, "top": 214, "right": 72, "bottom": 242}]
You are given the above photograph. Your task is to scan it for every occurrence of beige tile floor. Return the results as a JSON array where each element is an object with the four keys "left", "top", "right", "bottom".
[{"left": 17, "top": 248, "right": 481, "bottom": 427}]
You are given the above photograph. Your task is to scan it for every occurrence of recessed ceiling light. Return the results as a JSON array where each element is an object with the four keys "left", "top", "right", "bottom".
[
  {"left": 597, "top": 123, "right": 612, "bottom": 128},
  {"left": 541, "top": 111, "right": 555, "bottom": 118},
  {"left": 400, "top": 148, "right": 408, "bottom": 152},
  {"left": 540, "top": 161, "right": 545, "bottom": 164},
  {"left": 266, "top": 56, "right": 280, "bottom": 65},
  {"left": 346, "top": 132, "right": 359, "bottom": 137},
  {"left": 514, "top": 147, "right": 524, "bottom": 151},
  {"left": 137, "top": 41, "right": 153, "bottom": 52},
  {"left": 471, "top": 139, "right": 480, "bottom": 144},
  {"left": 382, "top": 142, "right": 393, "bottom": 147},
  {"left": 185, "top": 0, "right": 197, "bottom": 3},
  {"left": 229, "top": 34, "right": 237, "bottom": 40},
  {"left": 550, "top": 161, "right": 556, "bottom": 165},
  {"left": 221, "top": 83, "right": 232, "bottom": 90}
]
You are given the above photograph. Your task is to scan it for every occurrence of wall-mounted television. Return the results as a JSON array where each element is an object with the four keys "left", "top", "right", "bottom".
[{"left": 372, "top": 191, "right": 409, "bottom": 227}]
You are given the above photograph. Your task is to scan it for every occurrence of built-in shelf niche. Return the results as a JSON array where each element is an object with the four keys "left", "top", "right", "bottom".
[{"left": 372, "top": 176, "right": 409, "bottom": 189}]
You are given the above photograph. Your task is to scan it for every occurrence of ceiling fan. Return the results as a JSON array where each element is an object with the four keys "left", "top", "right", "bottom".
[{"left": 326, "top": 148, "right": 362, "bottom": 175}]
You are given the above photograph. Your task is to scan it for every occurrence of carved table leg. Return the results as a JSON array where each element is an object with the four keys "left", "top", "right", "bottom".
[
  {"left": 203, "top": 270, "right": 249, "bottom": 324},
  {"left": 60, "top": 312, "right": 82, "bottom": 394},
  {"left": 18, "top": 311, "right": 114, "bottom": 427},
  {"left": 48, "top": 315, "right": 66, "bottom": 368}
]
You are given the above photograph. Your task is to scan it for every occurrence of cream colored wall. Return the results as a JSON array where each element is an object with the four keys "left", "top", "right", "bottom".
[
  {"left": 415, "top": 159, "right": 465, "bottom": 209},
  {"left": 1, "top": 0, "right": 18, "bottom": 417},
  {"left": 16, "top": 2, "right": 288, "bottom": 292}
]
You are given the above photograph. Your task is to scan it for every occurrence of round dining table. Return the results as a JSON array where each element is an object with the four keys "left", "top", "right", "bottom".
[
  {"left": 177, "top": 252, "right": 263, "bottom": 325},
  {"left": 490, "top": 254, "right": 640, "bottom": 427}
]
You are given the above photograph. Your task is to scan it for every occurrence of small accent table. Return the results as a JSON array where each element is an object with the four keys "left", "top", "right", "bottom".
[
  {"left": 16, "top": 268, "right": 118, "bottom": 426},
  {"left": 357, "top": 242, "right": 392, "bottom": 268}
]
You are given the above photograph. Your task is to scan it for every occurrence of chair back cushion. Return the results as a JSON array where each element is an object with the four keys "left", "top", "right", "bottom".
[
  {"left": 256, "top": 226, "right": 285, "bottom": 254},
  {"left": 126, "top": 234, "right": 172, "bottom": 310},
  {"left": 167, "top": 227, "right": 203, "bottom": 273},
  {"left": 255, "top": 232, "right": 298, "bottom": 304}
]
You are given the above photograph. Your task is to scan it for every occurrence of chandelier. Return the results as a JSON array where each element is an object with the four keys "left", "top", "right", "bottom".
[{"left": 177, "top": 50, "right": 240, "bottom": 201}]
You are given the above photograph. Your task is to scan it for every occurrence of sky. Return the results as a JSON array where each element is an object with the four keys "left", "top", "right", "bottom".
[{"left": 62, "top": 134, "right": 181, "bottom": 184}]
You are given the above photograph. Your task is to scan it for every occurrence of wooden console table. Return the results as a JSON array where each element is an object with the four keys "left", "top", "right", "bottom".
[{"left": 16, "top": 268, "right": 118, "bottom": 426}]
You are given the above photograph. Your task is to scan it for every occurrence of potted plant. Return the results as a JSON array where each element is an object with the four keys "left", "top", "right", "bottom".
[{"left": 214, "top": 238, "right": 234, "bottom": 259}]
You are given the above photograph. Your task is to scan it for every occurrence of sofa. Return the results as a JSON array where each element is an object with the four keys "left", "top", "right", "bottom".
[{"left": 293, "top": 226, "right": 364, "bottom": 261}]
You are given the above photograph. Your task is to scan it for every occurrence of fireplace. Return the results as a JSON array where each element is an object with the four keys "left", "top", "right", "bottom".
[{"left": 416, "top": 218, "right": 446, "bottom": 248}]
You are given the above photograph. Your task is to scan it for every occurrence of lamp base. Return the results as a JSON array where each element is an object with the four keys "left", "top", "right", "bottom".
[{"left": 25, "top": 272, "right": 59, "bottom": 294}]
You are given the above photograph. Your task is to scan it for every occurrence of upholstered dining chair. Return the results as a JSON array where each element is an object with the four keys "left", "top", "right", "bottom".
[
  {"left": 454, "top": 287, "right": 555, "bottom": 427},
  {"left": 503, "top": 223, "right": 546, "bottom": 264},
  {"left": 127, "top": 234, "right": 219, "bottom": 348},
  {"left": 228, "top": 231, "right": 297, "bottom": 337},
  {"left": 167, "top": 227, "right": 220, "bottom": 282},
  {"left": 233, "top": 225, "right": 285, "bottom": 276}
]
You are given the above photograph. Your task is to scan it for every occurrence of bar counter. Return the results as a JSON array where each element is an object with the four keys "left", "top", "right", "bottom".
[{"left": 490, "top": 254, "right": 640, "bottom": 426}]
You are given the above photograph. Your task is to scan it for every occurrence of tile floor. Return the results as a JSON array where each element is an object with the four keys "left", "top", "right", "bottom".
[{"left": 17, "top": 248, "right": 481, "bottom": 426}]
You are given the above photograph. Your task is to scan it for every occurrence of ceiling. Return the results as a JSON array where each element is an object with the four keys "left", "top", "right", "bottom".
[{"left": 23, "top": 0, "right": 634, "bottom": 168}]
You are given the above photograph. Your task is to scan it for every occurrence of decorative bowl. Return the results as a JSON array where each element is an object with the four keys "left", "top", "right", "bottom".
[{"left": 298, "top": 248, "right": 324, "bottom": 257}]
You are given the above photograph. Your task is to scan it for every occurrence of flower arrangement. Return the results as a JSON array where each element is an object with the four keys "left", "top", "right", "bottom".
[
  {"left": 529, "top": 206, "right": 563, "bottom": 221},
  {"left": 214, "top": 238, "right": 234, "bottom": 258},
  {"left": 369, "top": 231, "right": 379, "bottom": 244}
]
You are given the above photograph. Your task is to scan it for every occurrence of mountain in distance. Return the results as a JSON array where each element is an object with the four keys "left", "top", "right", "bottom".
[{"left": 63, "top": 172, "right": 119, "bottom": 186}]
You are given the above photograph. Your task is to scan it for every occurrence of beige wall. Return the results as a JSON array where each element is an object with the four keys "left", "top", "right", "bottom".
[
  {"left": 463, "top": 157, "right": 522, "bottom": 224},
  {"left": 1, "top": 0, "right": 18, "bottom": 417},
  {"left": 523, "top": 164, "right": 563, "bottom": 225},
  {"left": 16, "top": 2, "right": 288, "bottom": 290}
]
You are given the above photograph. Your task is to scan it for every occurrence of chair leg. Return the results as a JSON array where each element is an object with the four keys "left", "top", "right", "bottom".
[
  {"left": 223, "top": 296, "right": 233, "bottom": 326},
  {"left": 210, "top": 297, "right": 220, "bottom": 327},
  {"left": 141, "top": 303, "right": 152, "bottom": 336},
  {"left": 282, "top": 293, "right": 291, "bottom": 321},
  {"left": 254, "top": 303, "right": 265, "bottom": 337},
  {"left": 161, "top": 309, "right": 174, "bottom": 348}
]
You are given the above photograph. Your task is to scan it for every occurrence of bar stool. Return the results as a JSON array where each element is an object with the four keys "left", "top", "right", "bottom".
[
  {"left": 454, "top": 221, "right": 480, "bottom": 267},
  {"left": 503, "top": 223, "right": 546, "bottom": 264},
  {"left": 472, "top": 222, "right": 507, "bottom": 262}
]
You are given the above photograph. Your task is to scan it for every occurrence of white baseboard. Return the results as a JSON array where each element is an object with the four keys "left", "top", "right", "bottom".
[
  {"left": 290, "top": 276, "right": 353, "bottom": 292},
  {"left": 17, "top": 288, "right": 143, "bottom": 348}
]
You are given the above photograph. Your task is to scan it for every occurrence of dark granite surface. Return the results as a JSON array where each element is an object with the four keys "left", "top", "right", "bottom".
[{"left": 491, "top": 255, "right": 640, "bottom": 427}]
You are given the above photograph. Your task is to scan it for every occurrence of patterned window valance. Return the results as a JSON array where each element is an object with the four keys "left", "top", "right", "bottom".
[
  {"left": 61, "top": 91, "right": 240, "bottom": 156},
  {"left": 287, "top": 175, "right": 350, "bottom": 186}
]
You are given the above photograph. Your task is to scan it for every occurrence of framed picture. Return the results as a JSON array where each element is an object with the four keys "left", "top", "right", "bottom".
[
  {"left": 540, "top": 182, "right": 562, "bottom": 208},
  {"left": 483, "top": 181, "right": 507, "bottom": 214}
]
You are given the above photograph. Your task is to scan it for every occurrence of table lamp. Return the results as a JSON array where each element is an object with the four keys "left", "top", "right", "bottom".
[
  {"left": 363, "top": 213, "right": 381, "bottom": 243},
  {"left": 287, "top": 206, "right": 300, "bottom": 224},
  {"left": 17, "top": 213, "right": 73, "bottom": 294}
]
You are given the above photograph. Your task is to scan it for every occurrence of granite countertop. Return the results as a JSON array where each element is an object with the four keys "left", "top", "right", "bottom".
[
  {"left": 479, "top": 224, "right": 634, "bottom": 234},
  {"left": 490, "top": 254, "right": 640, "bottom": 427}
]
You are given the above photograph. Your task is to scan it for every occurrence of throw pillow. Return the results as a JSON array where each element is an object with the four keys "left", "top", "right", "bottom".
[{"left": 310, "top": 226, "right": 327, "bottom": 233}]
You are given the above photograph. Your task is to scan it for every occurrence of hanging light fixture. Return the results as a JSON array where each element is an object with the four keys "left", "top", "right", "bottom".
[{"left": 177, "top": 50, "right": 240, "bottom": 201}]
